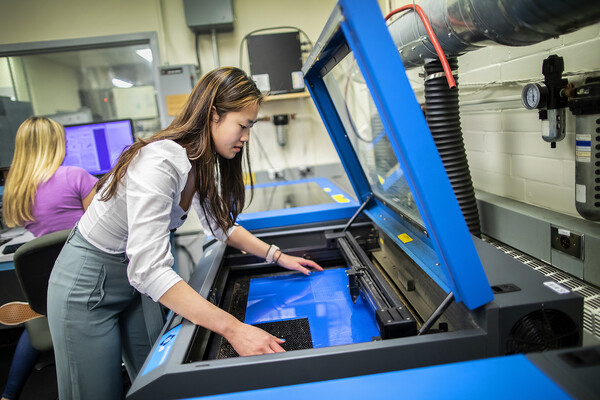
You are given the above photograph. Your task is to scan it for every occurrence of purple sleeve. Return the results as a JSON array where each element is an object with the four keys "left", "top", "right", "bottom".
[{"left": 66, "top": 167, "right": 98, "bottom": 200}]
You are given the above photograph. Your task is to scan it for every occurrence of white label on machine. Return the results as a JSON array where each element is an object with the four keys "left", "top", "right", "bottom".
[
  {"left": 291, "top": 71, "right": 305, "bottom": 89},
  {"left": 558, "top": 228, "right": 571, "bottom": 236},
  {"left": 252, "top": 74, "right": 271, "bottom": 92},
  {"left": 544, "top": 281, "right": 570, "bottom": 295},
  {"left": 576, "top": 184, "right": 586, "bottom": 203},
  {"left": 575, "top": 134, "right": 591, "bottom": 163}
]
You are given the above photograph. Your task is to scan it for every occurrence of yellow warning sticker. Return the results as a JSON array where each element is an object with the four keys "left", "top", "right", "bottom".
[
  {"left": 242, "top": 172, "right": 255, "bottom": 185},
  {"left": 398, "top": 233, "right": 413, "bottom": 243},
  {"left": 332, "top": 194, "right": 350, "bottom": 203},
  {"left": 378, "top": 175, "right": 385, "bottom": 184}
]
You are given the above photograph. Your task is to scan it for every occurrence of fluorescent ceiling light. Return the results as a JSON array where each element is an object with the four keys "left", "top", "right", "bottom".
[
  {"left": 136, "top": 49, "right": 153, "bottom": 63},
  {"left": 112, "top": 78, "right": 133, "bottom": 88}
]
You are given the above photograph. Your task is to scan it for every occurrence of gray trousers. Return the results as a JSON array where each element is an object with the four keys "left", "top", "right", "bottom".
[{"left": 48, "top": 226, "right": 162, "bottom": 400}]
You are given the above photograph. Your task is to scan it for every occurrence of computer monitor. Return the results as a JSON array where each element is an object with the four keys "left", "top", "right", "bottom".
[{"left": 62, "top": 119, "right": 134, "bottom": 176}]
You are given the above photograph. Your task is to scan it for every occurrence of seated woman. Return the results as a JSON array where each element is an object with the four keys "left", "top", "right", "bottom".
[{"left": 1, "top": 116, "right": 97, "bottom": 400}]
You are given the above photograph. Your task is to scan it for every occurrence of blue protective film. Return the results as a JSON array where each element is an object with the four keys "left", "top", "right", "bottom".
[{"left": 244, "top": 268, "right": 380, "bottom": 347}]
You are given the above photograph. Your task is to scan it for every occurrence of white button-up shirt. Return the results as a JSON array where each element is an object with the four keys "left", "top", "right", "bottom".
[{"left": 79, "top": 140, "right": 236, "bottom": 301}]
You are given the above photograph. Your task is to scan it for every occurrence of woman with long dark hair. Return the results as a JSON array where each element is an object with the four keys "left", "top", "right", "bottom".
[{"left": 47, "top": 67, "right": 322, "bottom": 400}]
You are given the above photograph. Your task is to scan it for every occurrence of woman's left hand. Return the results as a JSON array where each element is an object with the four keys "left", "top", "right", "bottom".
[{"left": 276, "top": 253, "right": 323, "bottom": 276}]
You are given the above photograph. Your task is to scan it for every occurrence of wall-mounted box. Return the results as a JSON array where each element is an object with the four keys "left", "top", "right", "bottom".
[
  {"left": 182, "top": 0, "right": 234, "bottom": 33},
  {"left": 247, "top": 32, "right": 304, "bottom": 95},
  {"left": 157, "top": 64, "right": 199, "bottom": 128}
]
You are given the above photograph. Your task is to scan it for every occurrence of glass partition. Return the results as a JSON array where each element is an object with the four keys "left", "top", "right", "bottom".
[
  {"left": 0, "top": 34, "right": 160, "bottom": 168},
  {"left": 1, "top": 43, "right": 159, "bottom": 129}
]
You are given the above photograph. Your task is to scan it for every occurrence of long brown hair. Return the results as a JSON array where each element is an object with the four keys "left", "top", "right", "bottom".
[
  {"left": 96, "top": 67, "right": 262, "bottom": 235},
  {"left": 3, "top": 117, "right": 66, "bottom": 226}
]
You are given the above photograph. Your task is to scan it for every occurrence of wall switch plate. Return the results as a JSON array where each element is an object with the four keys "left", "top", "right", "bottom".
[{"left": 551, "top": 226, "right": 584, "bottom": 260}]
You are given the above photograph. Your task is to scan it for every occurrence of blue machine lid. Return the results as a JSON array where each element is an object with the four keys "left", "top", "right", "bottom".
[
  {"left": 302, "top": 0, "right": 493, "bottom": 309},
  {"left": 237, "top": 178, "right": 359, "bottom": 230}
]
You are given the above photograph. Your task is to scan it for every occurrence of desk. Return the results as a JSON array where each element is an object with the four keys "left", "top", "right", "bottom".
[
  {"left": 0, "top": 228, "right": 35, "bottom": 269},
  {"left": 0, "top": 228, "right": 35, "bottom": 329}
]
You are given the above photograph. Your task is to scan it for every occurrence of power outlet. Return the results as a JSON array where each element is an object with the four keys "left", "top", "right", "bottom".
[
  {"left": 551, "top": 226, "right": 584, "bottom": 260},
  {"left": 298, "top": 166, "right": 313, "bottom": 178},
  {"left": 268, "top": 169, "right": 285, "bottom": 180}
]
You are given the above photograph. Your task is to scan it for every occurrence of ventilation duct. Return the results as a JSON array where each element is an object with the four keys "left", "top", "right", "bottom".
[{"left": 388, "top": 0, "right": 600, "bottom": 69}]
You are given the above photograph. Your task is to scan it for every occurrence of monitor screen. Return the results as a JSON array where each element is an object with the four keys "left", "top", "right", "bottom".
[{"left": 62, "top": 119, "right": 134, "bottom": 176}]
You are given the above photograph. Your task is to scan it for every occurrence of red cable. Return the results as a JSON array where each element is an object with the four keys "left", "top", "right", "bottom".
[{"left": 385, "top": 5, "right": 456, "bottom": 89}]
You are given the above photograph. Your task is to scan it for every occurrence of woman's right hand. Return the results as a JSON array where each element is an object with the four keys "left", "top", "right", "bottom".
[
  {"left": 226, "top": 322, "right": 286, "bottom": 356},
  {"left": 158, "top": 282, "right": 285, "bottom": 357}
]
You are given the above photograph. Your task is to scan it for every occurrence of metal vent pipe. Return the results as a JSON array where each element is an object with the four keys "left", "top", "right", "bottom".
[{"left": 388, "top": 0, "right": 600, "bottom": 69}]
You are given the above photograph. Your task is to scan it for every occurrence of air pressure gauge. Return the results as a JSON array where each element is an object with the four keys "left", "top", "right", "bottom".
[{"left": 522, "top": 83, "right": 548, "bottom": 110}]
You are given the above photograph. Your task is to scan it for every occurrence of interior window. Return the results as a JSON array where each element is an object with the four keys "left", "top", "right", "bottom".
[{"left": 0, "top": 36, "right": 160, "bottom": 169}]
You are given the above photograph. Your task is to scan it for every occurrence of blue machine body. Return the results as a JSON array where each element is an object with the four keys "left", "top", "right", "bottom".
[
  {"left": 236, "top": 177, "right": 359, "bottom": 230},
  {"left": 189, "top": 354, "right": 571, "bottom": 400},
  {"left": 302, "top": 0, "right": 493, "bottom": 309},
  {"left": 141, "top": 324, "right": 182, "bottom": 376}
]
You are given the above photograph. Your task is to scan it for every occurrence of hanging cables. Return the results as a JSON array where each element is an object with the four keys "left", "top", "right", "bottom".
[
  {"left": 385, "top": 4, "right": 456, "bottom": 89},
  {"left": 195, "top": 33, "right": 202, "bottom": 75},
  {"left": 251, "top": 128, "right": 279, "bottom": 177}
]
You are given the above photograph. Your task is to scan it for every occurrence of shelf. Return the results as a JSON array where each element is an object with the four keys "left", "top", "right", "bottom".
[{"left": 263, "top": 91, "right": 311, "bottom": 101}]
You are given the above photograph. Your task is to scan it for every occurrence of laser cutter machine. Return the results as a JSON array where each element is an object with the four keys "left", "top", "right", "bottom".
[{"left": 127, "top": 1, "right": 589, "bottom": 398}]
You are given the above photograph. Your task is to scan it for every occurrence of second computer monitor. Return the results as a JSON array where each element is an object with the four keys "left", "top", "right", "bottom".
[{"left": 62, "top": 119, "right": 134, "bottom": 176}]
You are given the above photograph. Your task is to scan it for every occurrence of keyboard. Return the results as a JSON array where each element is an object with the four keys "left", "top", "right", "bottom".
[{"left": 2, "top": 242, "right": 25, "bottom": 255}]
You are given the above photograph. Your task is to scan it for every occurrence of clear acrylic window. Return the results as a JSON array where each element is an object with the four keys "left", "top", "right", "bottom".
[{"left": 323, "top": 52, "right": 425, "bottom": 229}]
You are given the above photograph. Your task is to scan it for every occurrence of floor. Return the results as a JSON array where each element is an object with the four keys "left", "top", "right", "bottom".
[
  {"left": 0, "top": 326, "right": 58, "bottom": 400},
  {"left": 0, "top": 326, "right": 136, "bottom": 400}
]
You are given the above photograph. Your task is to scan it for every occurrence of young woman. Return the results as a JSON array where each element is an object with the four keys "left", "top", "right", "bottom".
[
  {"left": 47, "top": 66, "right": 323, "bottom": 400},
  {"left": 2, "top": 116, "right": 97, "bottom": 400}
]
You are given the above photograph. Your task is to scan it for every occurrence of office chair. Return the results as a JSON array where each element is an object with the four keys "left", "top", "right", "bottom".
[{"left": 13, "top": 228, "right": 71, "bottom": 352}]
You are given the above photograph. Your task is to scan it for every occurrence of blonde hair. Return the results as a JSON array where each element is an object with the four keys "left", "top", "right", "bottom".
[{"left": 3, "top": 117, "right": 66, "bottom": 226}]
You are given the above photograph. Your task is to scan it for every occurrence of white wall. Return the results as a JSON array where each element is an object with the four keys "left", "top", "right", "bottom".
[
  {"left": 249, "top": 99, "right": 340, "bottom": 175},
  {"left": 0, "top": 0, "right": 163, "bottom": 48}
]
